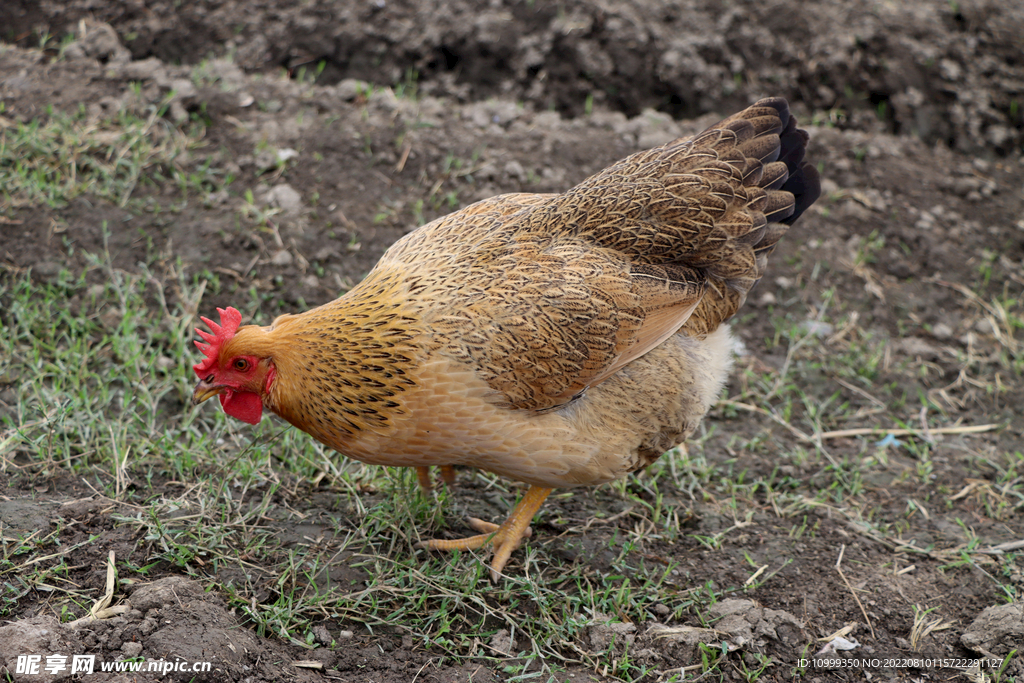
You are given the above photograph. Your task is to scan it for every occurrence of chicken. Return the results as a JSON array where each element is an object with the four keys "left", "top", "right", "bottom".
[{"left": 192, "top": 97, "right": 820, "bottom": 580}]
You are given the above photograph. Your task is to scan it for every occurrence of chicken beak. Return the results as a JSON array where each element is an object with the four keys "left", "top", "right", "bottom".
[{"left": 192, "top": 379, "right": 226, "bottom": 405}]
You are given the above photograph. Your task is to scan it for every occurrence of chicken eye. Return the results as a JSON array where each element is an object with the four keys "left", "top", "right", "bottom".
[{"left": 233, "top": 358, "right": 250, "bottom": 372}]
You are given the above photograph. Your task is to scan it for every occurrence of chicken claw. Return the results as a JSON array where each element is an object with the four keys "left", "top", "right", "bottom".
[{"left": 417, "top": 486, "right": 552, "bottom": 581}]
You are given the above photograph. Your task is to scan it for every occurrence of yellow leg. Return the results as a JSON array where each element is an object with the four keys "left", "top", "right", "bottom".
[
  {"left": 417, "top": 486, "right": 553, "bottom": 581},
  {"left": 415, "top": 466, "right": 433, "bottom": 492},
  {"left": 415, "top": 465, "right": 458, "bottom": 492}
]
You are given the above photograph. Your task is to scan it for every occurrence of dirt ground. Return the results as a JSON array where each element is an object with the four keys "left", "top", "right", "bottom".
[{"left": 1, "top": 0, "right": 1023, "bottom": 681}]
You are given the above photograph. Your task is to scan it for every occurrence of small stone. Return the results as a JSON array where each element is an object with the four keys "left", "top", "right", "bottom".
[
  {"left": 488, "top": 629, "right": 515, "bottom": 655},
  {"left": 800, "top": 320, "right": 833, "bottom": 337},
  {"left": 476, "top": 163, "right": 499, "bottom": 181},
  {"left": 931, "top": 322, "right": 953, "bottom": 340},
  {"left": 774, "top": 276, "right": 794, "bottom": 289},
  {"left": 122, "top": 640, "right": 143, "bottom": 658},
  {"left": 950, "top": 176, "right": 981, "bottom": 196},
  {"left": 69, "top": 20, "right": 129, "bottom": 64},
  {"left": 314, "top": 246, "right": 338, "bottom": 261},
  {"left": 169, "top": 78, "right": 197, "bottom": 100},
  {"left": 312, "top": 624, "right": 332, "bottom": 646},
  {"left": 587, "top": 614, "right": 637, "bottom": 651},
  {"left": 33, "top": 262, "right": 61, "bottom": 278},
  {"left": 939, "top": 59, "right": 962, "bottom": 80},
  {"left": 265, "top": 183, "right": 303, "bottom": 215},
  {"left": 899, "top": 337, "right": 941, "bottom": 359},
  {"left": 334, "top": 79, "right": 365, "bottom": 101},
  {"left": 504, "top": 160, "right": 526, "bottom": 182},
  {"left": 887, "top": 261, "right": 911, "bottom": 279},
  {"left": 116, "top": 58, "right": 165, "bottom": 82},
  {"left": 254, "top": 149, "right": 279, "bottom": 171},
  {"left": 270, "top": 250, "right": 293, "bottom": 266},
  {"left": 169, "top": 100, "right": 188, "bottom": 123},
  {"left": 204, "top": 189, "right": 230, "bottom": 207},
  {"left": 339, "top": 630, "right": 354, "bottom": 639},
  {"left": 369, "top": 88, "right": 399, "bottom": 112},
  {"left": 467, "top": 105, "right": 492, "bottom": 128},
  {"left": 962, "top": 602, "right": 1024, "bottom": 655}
]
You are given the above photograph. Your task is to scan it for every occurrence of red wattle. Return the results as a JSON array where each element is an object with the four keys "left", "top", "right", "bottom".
[{"left": 219, "top": 390, "right": 263, "bottom": 424}]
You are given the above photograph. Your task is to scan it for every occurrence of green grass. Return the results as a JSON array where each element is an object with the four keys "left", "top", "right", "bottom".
[
  {"left": 1, "top": 253, "right": 207, "bottom": 465},
  {"left": 3, "top": 237, "right": 1022, "bottom": 681},
  {"left": 0, "top": 257, "right": 723, "bottom": 679},
  {"left": 0, "top": 97, "right": 226, "bottom": 211},
  {"left": 2, "top": 91, "right": 1023, "bottom": 680}
]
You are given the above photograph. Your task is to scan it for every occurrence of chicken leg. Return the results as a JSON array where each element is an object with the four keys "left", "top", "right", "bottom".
[
  {"left": 414, "top": 465, "right": 456, "bottom": 491},
  {"left": 417, "top": 485, "right": 553, "bottom": 581}
]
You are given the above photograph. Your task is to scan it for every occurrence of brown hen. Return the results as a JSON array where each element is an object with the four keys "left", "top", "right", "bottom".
[{"left": 192, "top": 97, "right": 820, "bottom": 580}]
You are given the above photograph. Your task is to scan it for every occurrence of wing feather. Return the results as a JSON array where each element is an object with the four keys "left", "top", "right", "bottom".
[{"left": 377, "top": 98, "right": 820, "bottom": 411}]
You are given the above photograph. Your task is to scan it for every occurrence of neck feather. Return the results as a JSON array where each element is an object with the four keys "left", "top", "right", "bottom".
[{"left": 225, "top": 271, "right": 424, "bottom": 448}]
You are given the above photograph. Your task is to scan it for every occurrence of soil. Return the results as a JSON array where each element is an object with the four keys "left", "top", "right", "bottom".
[{"left": 1, "top": 1, "right": 1023, "bottom": 682}]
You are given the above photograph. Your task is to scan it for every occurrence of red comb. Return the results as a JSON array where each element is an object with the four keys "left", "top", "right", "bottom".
[{"left": 193, "top": 307, "right": 243, "bottom": 377}]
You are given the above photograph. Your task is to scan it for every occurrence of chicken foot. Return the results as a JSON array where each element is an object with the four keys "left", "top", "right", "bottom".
[{"left": 417, "top": 485, "right": 553, "bottom": 581}]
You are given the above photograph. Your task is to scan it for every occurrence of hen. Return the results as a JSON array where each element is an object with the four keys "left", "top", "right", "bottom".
[{"left": 192, "top": 97, "right": 820, "bottom": 580}]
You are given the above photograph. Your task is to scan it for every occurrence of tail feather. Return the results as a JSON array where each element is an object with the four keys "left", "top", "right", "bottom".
[
  {"left": 760, "top": 161, "right": 791, "bottom": 191},
  {"left": 536, "top": 96, "right": 819, "bottom": 338},
  {"left": 781, "top": 161, "right": 820, "bottom": 227},
  {"left": 681, "top": 97, "right": 820, "bottom": 336},
  {"left": 737, "top": 134, "right": 784, "bottom": 168}
]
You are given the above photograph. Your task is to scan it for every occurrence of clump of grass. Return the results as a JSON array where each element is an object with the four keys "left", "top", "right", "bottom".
[
  {"left": 0, "top": 246, "right": 216, "bottom": 477},
  {"left": 0, "top": 524, "right": 101, "bottom": 619},
  {"left": 0, "top": 97, "right": 224, "bottom": 210}
]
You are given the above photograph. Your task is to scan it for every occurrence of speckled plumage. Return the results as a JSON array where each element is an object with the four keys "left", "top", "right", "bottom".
[{"left": 195, "top": 97, "right": 820, "bottom": 577}]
